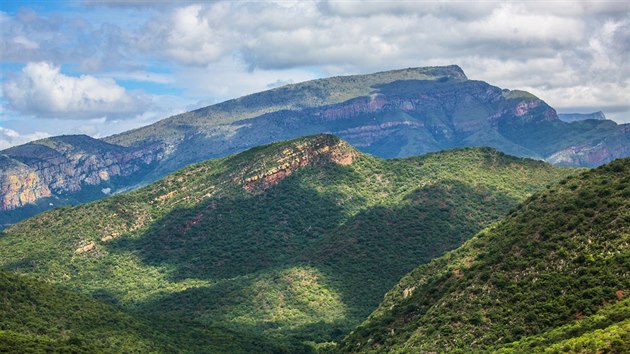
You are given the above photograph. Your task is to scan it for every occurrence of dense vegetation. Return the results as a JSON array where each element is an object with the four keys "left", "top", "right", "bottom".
[
  {"left": 0, "top": 135, "right": 575, "bottom": 351},
  {"left": 340, "top": 157, "right": 630, "bottom": 353},
  {"left": 0, "top": 270, "right": 294, "bottom": 353},
  {"left": 496, "top": 298, "right": 629, "bottom": 353}
]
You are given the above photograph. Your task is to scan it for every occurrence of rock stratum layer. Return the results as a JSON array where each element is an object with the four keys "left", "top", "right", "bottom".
[{"left": 1, "top": 65, "right": 628, "bottom": 226}]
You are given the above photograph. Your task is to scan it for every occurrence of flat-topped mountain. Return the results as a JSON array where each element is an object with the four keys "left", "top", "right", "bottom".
[
  {"left": 1, "top": 65, "right": 627, "bottom": 226},
  {"left": 0, "top": 135, "right": 576, "bottom": 351}
]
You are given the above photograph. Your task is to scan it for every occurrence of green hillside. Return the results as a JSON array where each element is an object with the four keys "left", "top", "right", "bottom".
[
  {"left": 0, "top": 270, "right": 293, "bottom": 353},
  {"left": 0, "top": 135, "right": 576, "bottom": 350},
  {"left": 340, "top": 158, "right": 630, "bottom": 353},
  {"left": 496, "top": 298, "right": 629, "bottom": 353}
]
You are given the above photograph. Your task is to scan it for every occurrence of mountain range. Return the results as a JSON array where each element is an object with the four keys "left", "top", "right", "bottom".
[
  {"left": 0, "top": 134, "right": 578, "bottom": 351},
  {"left": 1, "top": 65, "right": 628, "bottom": 227}
]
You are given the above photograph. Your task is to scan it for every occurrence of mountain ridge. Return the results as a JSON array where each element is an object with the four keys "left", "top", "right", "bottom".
[{"left": 1, "top": 65, "right": 627, "bottom": 227}]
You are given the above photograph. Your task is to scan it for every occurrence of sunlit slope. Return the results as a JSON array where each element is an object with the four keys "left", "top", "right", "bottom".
[{"left": 0, "top": 135, "right": 576, "bottom": 347}]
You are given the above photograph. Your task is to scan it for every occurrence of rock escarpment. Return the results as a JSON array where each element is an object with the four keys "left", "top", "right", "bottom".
[{"left": 0, "top": 135, "right": 163, "bottom": 212}]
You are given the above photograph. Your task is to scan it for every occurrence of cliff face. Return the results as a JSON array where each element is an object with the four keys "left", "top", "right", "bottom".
[
  {"left": 240, "top": 136, "right": 358, "bottom": 193},
  {"left": 0, "top": 160, "right": 52, "bottom": 210},
  {"left": 0, "top": 135, "right": 163, "bottom": 211}
]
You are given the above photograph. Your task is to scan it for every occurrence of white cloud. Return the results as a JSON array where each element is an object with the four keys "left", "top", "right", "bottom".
[
  {"left": 100, "top": 71, "right": 174, "bottom": 84},
  {"left": 0, "top": 126, "right": 49, "bottom": 150},
  {"left": 3, "top": 62, "right": 150, "bottom": 120},
  {"left": 164, "top": 5, "right": 229, "bottom": 65},
  {"left": 13, "top": 35, "right": 39, "bottom": 50},
  {"left": 175, "top": 56, "right": 317, "bottom": 100}
]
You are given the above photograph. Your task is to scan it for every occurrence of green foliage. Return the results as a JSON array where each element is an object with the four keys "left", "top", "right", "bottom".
[
  {"left": 496, "top": 298, "right": 630, "bottom": 353},
  {"left": 340, "top": 157, "right": 630, "bottom": 353},
  {"left": 0, "top": 135, "right": 576, "bottom": 351},
  {"left": 0, "top": 270, "right": 296, "bottom": 353}
]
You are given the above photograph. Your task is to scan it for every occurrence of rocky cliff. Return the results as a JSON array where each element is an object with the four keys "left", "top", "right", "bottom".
[{"left": 0, "top": 135, "right": 163, "bottom": 213}]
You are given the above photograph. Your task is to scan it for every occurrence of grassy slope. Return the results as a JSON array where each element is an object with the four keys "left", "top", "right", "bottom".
[
  {"left": 0, "top": 270, "right": 293, "bottom": 354},
  {"left": 0, "top": 135, "right": 576, "bottom": 350},
  {"left": 340, "top": 158, "right": 630, "bottom": 353}
]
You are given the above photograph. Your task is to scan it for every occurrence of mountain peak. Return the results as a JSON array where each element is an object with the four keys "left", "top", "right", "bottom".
[{"left": 558, "top": 111, "right": 607, "bottom": 123}]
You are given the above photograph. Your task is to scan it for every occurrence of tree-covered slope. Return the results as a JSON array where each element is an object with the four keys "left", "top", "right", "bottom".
[
  {"left": 0, "top": 270, "right": 293, "bottom": 353},
  {"left": 340, "top": 157, "right": 630, "bottom": 353},
  {"left": 0, "top": 135, "right": 576, "bottom": 349},
  {"left": 496, "top": 298, "right": 629, "bottom": 353}
]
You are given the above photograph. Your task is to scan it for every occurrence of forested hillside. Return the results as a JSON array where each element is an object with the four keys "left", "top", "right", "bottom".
[
  {"left": 0, "top": 135, "right": 575, "bottom": 350},
  {"left": 340, "top": 158, "right": 630, "bottom": 353}
]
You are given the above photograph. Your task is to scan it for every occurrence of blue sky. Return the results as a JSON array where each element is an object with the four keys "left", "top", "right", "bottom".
[{"left": 1, "top": 0, "right": 628, "bottom": 149}]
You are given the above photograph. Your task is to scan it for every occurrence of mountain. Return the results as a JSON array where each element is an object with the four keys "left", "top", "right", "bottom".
[
  {"left": 0, "top": 135, "right": 160, "bottom": 228},
  {"left": 339, "top": 157, "right": 630, "bottom": 353},
  {"left": 558, "top": 111, "right": 607, "bottom": 123},
  {"left": 0, "top": 135, "right": 576, "bottom": 350},
  {"left": 0, "top": 270, "right": 298, "bottom": 353},
  {"left": 1, "top": 65, "right": 627, "bottom": 227}
]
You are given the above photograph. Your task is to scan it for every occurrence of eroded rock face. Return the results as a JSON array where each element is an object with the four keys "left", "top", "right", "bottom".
[
  {"left": 0, "top": 135, "right": 163, "bottom": 211},
  {"left": 242, "top": 136, "right": 358, "bottom": 193},
  {"left": 546, "top": 142, "right": 630, "bottom": 167},
  {"left": 0, "top": 169, "right": 52, "bottom": 209}
]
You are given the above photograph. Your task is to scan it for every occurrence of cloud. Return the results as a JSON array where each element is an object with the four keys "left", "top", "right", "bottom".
[
  {"left": 0, "top": 126, "right": 49, "bottom": 150},
  {"left": 175, "top": 56, "right": 317, "bottom": 100},
  {"left": 3, "top": 62, "right": 150, "bottom": 120},
  {"left": 0, "top": 0, "right": 628, "bottom": 137},
  {"left": 164, "top": 4, "right": 234, "bottom": 66}
]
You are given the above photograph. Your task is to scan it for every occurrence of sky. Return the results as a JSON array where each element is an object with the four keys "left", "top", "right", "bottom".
[{"left": 0, "top": 0, "right": 628, "bottom": 150}]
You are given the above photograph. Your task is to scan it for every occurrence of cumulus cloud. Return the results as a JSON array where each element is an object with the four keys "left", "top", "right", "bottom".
[
  {"left": 3, "top": 62, "right": 150, "bottom": 119},
  {"left": 164, "top": 4, "right": 234, "bottom": 65}
]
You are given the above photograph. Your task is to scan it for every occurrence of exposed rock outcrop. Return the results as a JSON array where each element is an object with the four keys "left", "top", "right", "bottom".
[
  {"left": 0, "top": 135, "right": 163, "bottom": 211},
  {"left": 242, "top": 136, "right": 358, "bottom": 192}
]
